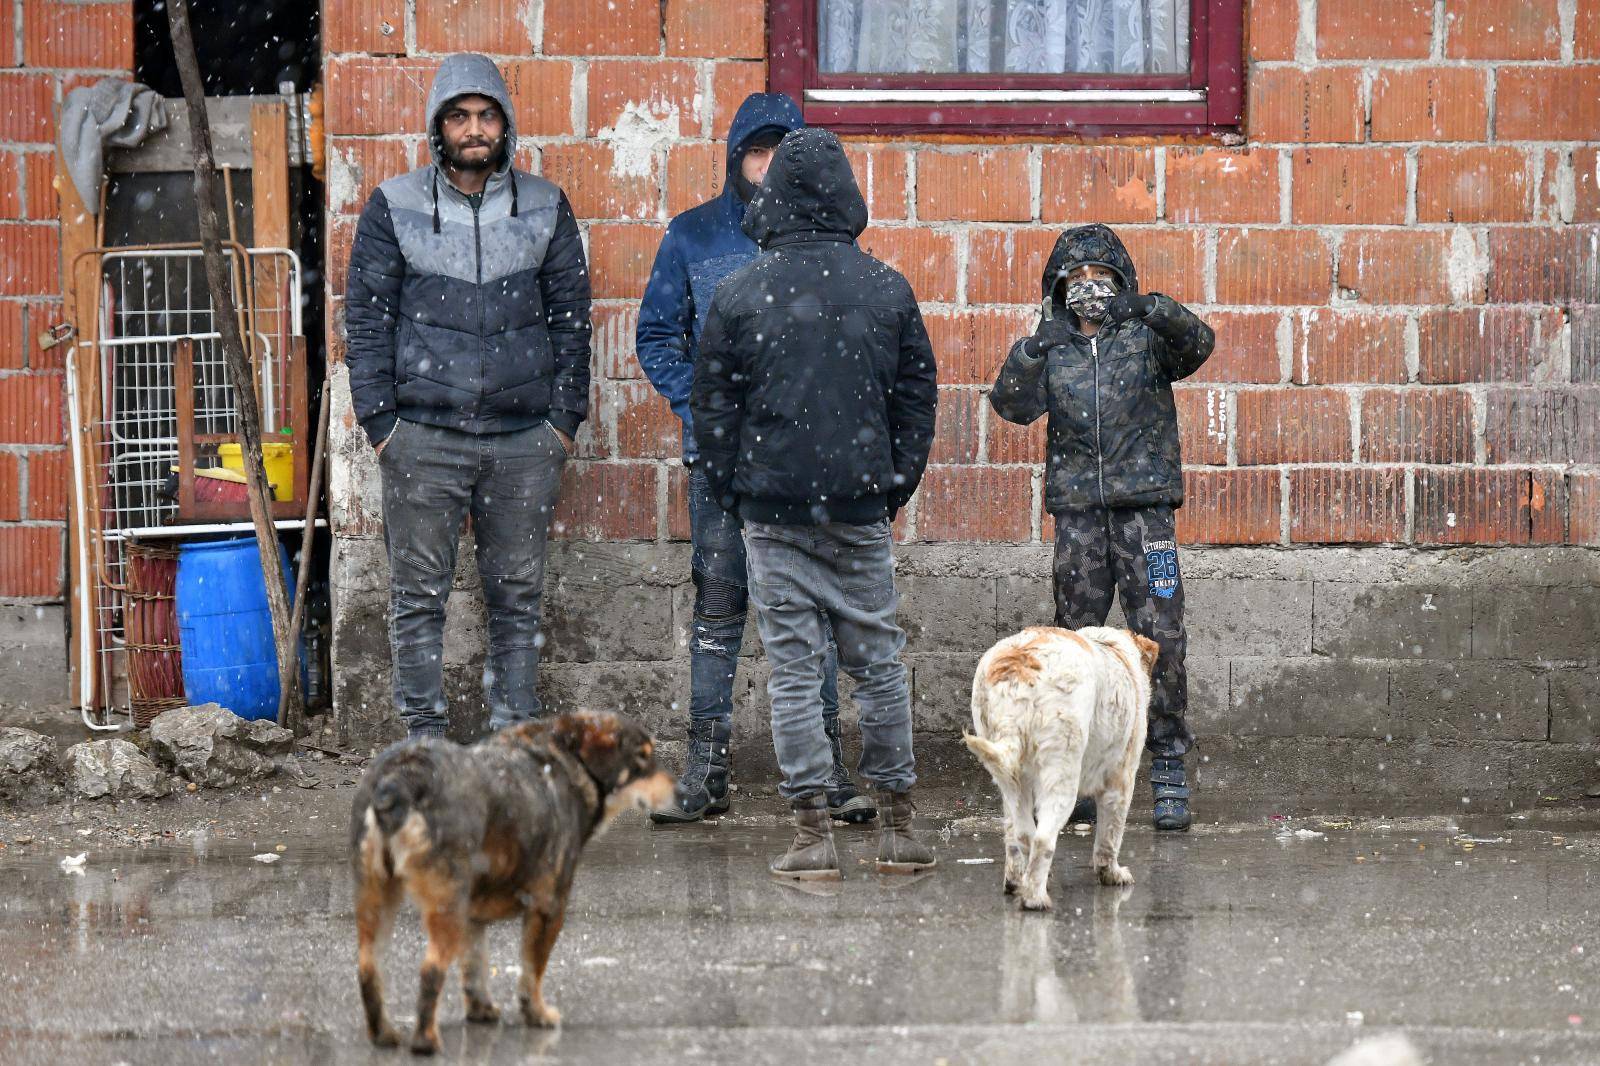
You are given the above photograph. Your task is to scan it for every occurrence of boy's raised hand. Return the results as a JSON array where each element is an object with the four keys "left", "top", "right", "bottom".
[
  {"left": 1025, "top": 313, "right": 1075, "bottom": 357},
  {"left": 1105, "top": 293, "right": 1156, "bottom": 324}
]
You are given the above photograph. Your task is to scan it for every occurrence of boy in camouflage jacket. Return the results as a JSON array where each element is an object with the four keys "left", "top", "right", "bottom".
[{"left": 991, "top": 224, "right": 1214, "bottom": 831}]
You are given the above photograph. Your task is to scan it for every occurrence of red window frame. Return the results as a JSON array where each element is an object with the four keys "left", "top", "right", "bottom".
[{"left": 769, "top": 0, "right": 1244, "bottom": 137}]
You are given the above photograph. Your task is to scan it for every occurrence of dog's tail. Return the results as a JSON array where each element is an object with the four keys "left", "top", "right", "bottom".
[
  {"left": 354, "top": 749, "right": 435, "bottom": 882},
  {"left": 963, "top": 731, "right": 1022, "bottom": 790},
  {"left": 370, "top": 776, "right": 420, "bottom": 837}
]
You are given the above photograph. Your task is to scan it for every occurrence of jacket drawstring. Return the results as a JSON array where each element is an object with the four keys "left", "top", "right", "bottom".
[{"left": 433, "top": 169, "right": 513, "bottom": 227}]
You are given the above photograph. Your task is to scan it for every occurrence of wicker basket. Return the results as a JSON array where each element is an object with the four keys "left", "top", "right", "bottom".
[{"left": 125, "top": 543, "right": 185, "bottom": 729}]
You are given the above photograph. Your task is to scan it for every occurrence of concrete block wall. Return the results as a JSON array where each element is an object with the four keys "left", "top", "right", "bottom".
[
  {"left": 320, "top": 2, "right": 1600, "bottom": 796},
  {"left": 332, "top": 536, "right": 1600, "bottom": 802}
]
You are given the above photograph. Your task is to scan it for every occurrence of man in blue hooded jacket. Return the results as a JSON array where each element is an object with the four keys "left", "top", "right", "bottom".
[
  {"left": 345, "top": 54, "right": 590, "bottom": 740},
  {"left": 636, "top": 92, "right": 870, "bottom": 825}
]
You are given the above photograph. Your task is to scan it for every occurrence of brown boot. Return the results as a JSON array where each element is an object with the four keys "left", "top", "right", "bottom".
[
  {"left": 770, "top": 792, "right": 842, "bottom": 881},
  {"left": 876, "top": 789, "right": 936, "bottom": 874}
]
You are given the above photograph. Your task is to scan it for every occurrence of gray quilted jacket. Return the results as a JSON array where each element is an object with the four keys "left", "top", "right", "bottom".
[{"left": 344, "top": 53, "right": 592, "bottom": 446}]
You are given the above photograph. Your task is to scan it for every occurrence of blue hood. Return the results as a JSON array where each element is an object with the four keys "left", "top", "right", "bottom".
[{"left": 723, "top": 92, "right": 804, "bottom": 179}]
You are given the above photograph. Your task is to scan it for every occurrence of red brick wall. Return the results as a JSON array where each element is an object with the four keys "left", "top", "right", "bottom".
[
  {"left": 324, "top": 0, "right": 1595, "bottom": 552},
  {"left": 0, "top": 0, "right": 132, "bottom": 600}
]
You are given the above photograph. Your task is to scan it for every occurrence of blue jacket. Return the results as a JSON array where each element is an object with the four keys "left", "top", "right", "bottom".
[{"left": 635, "top": 92, "right": 803, "bottom": 460}]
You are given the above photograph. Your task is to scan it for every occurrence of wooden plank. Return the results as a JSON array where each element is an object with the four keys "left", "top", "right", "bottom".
[
  {"left": 57, "top": 150, "right": 99, "bottom": 711},
  {"left": 250, "top": 100, "right": 290, "bottom": 247}
]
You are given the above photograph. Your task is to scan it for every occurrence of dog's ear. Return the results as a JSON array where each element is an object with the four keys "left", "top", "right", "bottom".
[
  {"left": 1129, "top": 632, "right": 1160, "bottom": 675},
  {"left": 552, "top": 710, "right": 621, "bottom": 765}
]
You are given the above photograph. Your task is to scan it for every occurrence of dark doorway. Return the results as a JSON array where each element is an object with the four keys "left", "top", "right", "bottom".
[{"left": 134, "top": 0, "right": 320, "bottom": 96}]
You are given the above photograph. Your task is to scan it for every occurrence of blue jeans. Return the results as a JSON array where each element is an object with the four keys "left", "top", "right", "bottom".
[
  {"left": 744, "top": 519, "right": 915, "bottom": 799},
  {"left": 379, "top": 420, "right": 566, "bottom": 736},
  {"left": 685, "top": 468, "right": 839, "bottom": 728}
]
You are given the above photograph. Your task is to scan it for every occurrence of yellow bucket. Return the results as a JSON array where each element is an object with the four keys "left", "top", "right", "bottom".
[{"left": 217, "top": 442, "right": 293, "bottom": 501}]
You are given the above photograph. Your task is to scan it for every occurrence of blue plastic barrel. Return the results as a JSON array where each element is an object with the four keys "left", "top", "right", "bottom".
[{"left": 176, "top": 536, "right": 303, "bottom": 721}]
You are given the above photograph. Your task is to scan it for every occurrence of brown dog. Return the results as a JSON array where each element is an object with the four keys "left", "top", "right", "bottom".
[{"left": 349, "top": 711, "right": 673, "bottom": 1054}]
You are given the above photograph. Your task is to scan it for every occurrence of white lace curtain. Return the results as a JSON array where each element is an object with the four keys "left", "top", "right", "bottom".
[{"left": 819, "top": 0, "right": 1191, "bottom": 75}]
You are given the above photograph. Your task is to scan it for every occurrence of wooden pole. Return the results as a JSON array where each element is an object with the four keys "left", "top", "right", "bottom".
[
  {"left": 165, "top": 0, "right": 303, "bottom": 733},
  {"left": 287, "top": 378, "right": 330, "bottom": 664}
]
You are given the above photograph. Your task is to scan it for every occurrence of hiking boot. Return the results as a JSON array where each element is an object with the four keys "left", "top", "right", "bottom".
[
  {"left": 875, "top": 789, "right": 937, "bottom": 874},
  {"left": 770, "top": 792, "right": 842, "bottom": 881},
  {"left": 1151, "top": 756, "right": 1192, "bottom": 832},
  {"left": 650, "top": 718, "right": 731, "bottom": 824},
  {"left": 823, "top": 717, "right": 876, "bottom": 824}
]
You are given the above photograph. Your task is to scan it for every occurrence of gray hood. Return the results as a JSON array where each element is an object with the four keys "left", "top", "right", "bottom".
[{"left": 425, "top": 53, "right": 516, "bottom": 169}]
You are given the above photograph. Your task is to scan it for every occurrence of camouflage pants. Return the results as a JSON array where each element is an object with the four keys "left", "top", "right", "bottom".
[{"left": 1051, "top": 505, "right": 1193, "bottom": 757}]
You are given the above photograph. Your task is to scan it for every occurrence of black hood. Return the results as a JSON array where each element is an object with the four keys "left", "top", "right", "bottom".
[
  {"left": 741, "top": 128, "right": 868, "bottom": 248},
  {"left": 1042, "top": 224, "right": 1140, "bottom": 309}
]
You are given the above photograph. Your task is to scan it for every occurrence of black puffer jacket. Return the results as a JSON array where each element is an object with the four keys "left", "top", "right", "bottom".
[
  {"left": 689, "top": 128, "right": 938, "bottom": 526},
  {"left": 991, "top": 224, "right": 1213, "bottom": 513}
]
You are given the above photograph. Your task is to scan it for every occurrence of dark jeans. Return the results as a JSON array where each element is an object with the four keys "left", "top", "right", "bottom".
[
  {"left": 1051, "top": 505, "right": 1193, "bottom": 758},
  {"left": 379, "top": 419, "right": 566, "bottom": 736},
  {"left": 745, "top": 519, "right": 915, "bottom": 799},
  {"left": 685, "top": 467, "right": 838, "bottom": 729}
]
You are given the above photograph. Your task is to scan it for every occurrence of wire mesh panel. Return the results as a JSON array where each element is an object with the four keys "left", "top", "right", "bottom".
[
  {"left": 69, "top": 245, "right": 303, "bottom": 721},
  {"left": 86, "top": 247, "right": 301, "bottom": 535}
]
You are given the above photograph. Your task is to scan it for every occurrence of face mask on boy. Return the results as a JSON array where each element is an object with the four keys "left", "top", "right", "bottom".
[{"left": 1064, "top": 277, "right": 1119, "bottom": 323}]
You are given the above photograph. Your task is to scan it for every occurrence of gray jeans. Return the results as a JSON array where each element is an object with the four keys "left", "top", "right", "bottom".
[
  {"left": 378, "top": 419, "right": 566, "bottom": 736},
  {"left": 744, "top": 519, "right": 916, "bottom": 799}
]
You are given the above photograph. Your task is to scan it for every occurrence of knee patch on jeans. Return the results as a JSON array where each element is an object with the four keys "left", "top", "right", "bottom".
[{"left": 693, "top": 568, "right": 747, "bottom": 621}]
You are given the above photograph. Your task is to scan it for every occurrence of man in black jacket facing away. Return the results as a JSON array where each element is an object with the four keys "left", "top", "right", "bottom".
[
  {"left": 345, "top": 54, "right": 591, "bottom": 739},
  {"left": 991, "top": 224, "right": 1213, "bottom": 831},
  {"left": 691, "top": 128, "right": 938, "bottom": 880}
]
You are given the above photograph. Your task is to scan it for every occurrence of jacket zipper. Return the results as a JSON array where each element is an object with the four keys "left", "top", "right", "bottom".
[
  {"left": 472, "top": 194, "right": 484, "bottom": 427},
  {"left": 1091, "top": 334, "right": 1106, "bottom": 507}
]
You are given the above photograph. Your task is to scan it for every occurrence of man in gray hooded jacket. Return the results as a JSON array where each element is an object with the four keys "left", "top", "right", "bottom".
[{"left": 345, "top": 53, "right": 592, "bottom": 739}]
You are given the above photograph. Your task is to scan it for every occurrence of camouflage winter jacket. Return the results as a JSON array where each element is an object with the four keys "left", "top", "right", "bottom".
[{"left": 990, "top": 224, "right": 1214, "bottom": 513}]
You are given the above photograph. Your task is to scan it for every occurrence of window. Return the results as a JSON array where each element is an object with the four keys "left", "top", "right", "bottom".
[{"left": 769, "top": 0, "right": 1244, "bottom": 136}]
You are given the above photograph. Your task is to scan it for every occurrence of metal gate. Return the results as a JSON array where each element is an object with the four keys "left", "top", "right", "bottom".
[{"left": 66, "top": 244, "right": 305, "bottom": 726}]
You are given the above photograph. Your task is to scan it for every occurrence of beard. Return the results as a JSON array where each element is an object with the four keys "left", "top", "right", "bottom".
[{"left": 443, "top": 135, "right": 503, "bottom": 172}]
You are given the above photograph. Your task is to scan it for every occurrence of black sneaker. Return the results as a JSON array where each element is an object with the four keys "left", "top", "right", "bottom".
[
  {"left": 1151, "top": 756, "right": 1192, "bottom": 832},
  {"left": 823, "top": 717, "right": 876, "bottom": 823}
]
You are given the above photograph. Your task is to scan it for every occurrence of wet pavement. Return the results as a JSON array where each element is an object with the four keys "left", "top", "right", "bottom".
[{"left": 3, "top": 810, "right": 1598, "bottom": 1065}]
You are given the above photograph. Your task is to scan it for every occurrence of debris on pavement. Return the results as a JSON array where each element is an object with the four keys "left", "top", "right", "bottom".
[
  {"left": 148, "top": 703, "right": 294, "bottom": 788},
  {"left": 64, "top": 738, "right": 170, "bottom": 800}
]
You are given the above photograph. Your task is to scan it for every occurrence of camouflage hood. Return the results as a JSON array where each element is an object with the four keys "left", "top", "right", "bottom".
[{"left": 1042, "top": 223, "right": 1140, "bottom": 312}]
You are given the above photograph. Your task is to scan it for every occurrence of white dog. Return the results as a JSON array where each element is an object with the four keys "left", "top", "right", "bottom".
[{"left": 965, "top": 626, "right": 1158, "bottom": 911}]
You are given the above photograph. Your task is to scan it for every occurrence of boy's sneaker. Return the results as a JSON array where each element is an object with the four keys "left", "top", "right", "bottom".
[{"left": 1151, "top": 756, "right": 1192, "bottom": 832}]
